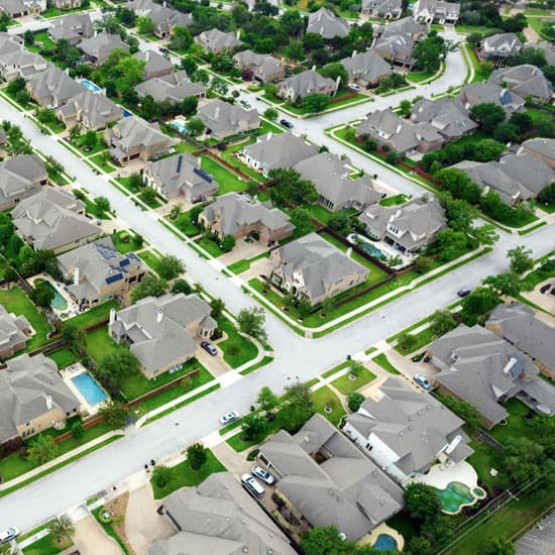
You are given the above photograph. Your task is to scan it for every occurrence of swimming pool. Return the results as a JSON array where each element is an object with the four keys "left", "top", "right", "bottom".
[
  {"left": 373, "top": 534, "right": 397, "bottom": 551},
  {"left": 171, "top": 121, "right": 187, "bottom": 134},
  {"left": 80, "top": 79, "right": 102, "bottom": 93},
  {"left": 435, "top": 482, "right": 486, "bottom": 514},
  {"left": 71, "top": 372, "right": 108, "bottom": 406},
  {"left": 35, "top": 279, "right": 67, "bottom": 310},
  {"left": 347, "top": 233, "right": 386, "bottom": 260}
]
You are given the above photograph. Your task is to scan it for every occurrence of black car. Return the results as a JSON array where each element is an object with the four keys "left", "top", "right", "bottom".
[
  {"left": 201, "top": 341, "right": 218, "bottom": 356},
  {"left": 280, "top": 119, "right": 293, "bottom": 129},
  {"left": 159, "top": 47, "right": 169, "bottom": 54},
  {"left": 457, "top": 287, "right": 472, "bottom": 298}
]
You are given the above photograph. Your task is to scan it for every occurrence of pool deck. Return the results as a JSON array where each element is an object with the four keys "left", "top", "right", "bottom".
[
  {"left": 409, "top": 460, "right": 480, "bottom": 491},
  {"left": 61, "top": 363, "right": 106, "bottom": 416},
  {"left": 346, "top": 233, "right": 416, "bottom": 269},
  {"left": 30, "top": 273, "right": 81, "bottom": 320},
  {"left": 359, "top": 523, "right": 405, "bottom": 552}
]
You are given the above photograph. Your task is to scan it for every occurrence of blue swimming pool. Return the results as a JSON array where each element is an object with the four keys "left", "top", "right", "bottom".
[
  {"left": 358, "top": 241, "right": 386, "bottom": 260},
  {"left": 374, "top": 534, "right": 397, "bottom": 551},
  {"left": 71, "top": 373, "right": 108, "bottom": 405},
  {"left": 171, "top": 121, "right": 187, "bottom": 134},
  {"left": 121, "top": 107, "right": 132, "bottom": 117},
  {"left": 80, "top": 79, "right": 102, "bottom": 93}
]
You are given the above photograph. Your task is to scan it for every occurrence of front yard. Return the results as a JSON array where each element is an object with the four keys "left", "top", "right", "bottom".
[
  {"left": 217, "top": 316, "right": 259, "bottom": 368},
  {"left": 332, "top": 367, "right": 376, "bottom": 395}
]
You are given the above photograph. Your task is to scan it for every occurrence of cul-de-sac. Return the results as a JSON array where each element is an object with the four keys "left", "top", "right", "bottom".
[{"left": 0, "top": 0, "right": 553, "bottom": 553}]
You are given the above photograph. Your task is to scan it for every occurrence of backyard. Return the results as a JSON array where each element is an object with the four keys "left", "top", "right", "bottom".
[{"left": 201, "top": 156, "right": 248, "bottom": 195}]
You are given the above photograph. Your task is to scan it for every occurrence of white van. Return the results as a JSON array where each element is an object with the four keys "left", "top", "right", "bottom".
[{"left": 241, "top": 474, "right": 265, "bottom": 498}]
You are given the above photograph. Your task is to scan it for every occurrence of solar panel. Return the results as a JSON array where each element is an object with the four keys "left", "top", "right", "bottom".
[
  {"left": 193, "top": 167, "right": 213, "bottom": 183},
  {"left": 120, "top": 259, "right": 130, "bottom": 267},
  {"left": 106, "top": 273, "right": 123, "bottom": 284}
]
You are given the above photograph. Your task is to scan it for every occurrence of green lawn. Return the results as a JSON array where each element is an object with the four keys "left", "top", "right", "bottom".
[
  {"left": 227, "top": 252, "right": 269, "bottom": 274},
  {"left": 138, "top": 250, "right": 163, "bottom": 274},
  {"left": 167, "top": 209, "right": 202, "bottom": 237},
  {"left": 195, "top": 236, "right": 225, "bottom": 258},
  {"left": 111, "top": 230, "right": 144, "bottom": 254},
  {"left": 90, "top": 153, "right": 116, "bottom": 173},
  {"left": 380, "top": 194, "right": 409, "bottom": 207},
  {"left": 0, "top": 286, "right": 52, "bottom": 350},
  {"left": 332, "top": 368, "right": 376, "bottom": 395},
  {"left": 311, "top": 386, "right": 346, "bottom": 426},
  {"left": 91, "top": 507, "right": 129, "bottom": 554},
  {"left": 31, "top": 31, "right": 57, "bottom": 51},
  {"left": 466, "top": 435, "right": 501, "bottom": 495},
  {"left": 22, "top": 535, "right": 73, "bottom": 555},
  {"left": 117, "top": 176, "right": 141, "bottom": 195},
  {"left": 201, "top": 156, "right": 248, "bottom": 194},
  {"left": 85, "top": 327, "right": 126, "bottom": 363},
  {"left": 407, "top": 69, "right": 436, "bottom": 83},
  {"left": 488, "top": 398, "right": 531, "bottom": 446},
  {"left": 61, "top": 300, "right": 119, "bottom": 333},
  {"left": 373, "top": 353, "right": 401, "bottom": 375},
  {"left": 220, "top": 139, "right": 266, "bottom": 183},
  {"left": 150, "top": 450, "right": 226, "bottom": 499},
  {"left": 394, "top": 326, "right": 436, "bottom": 355},
  {"left": 218, "top": 316, "right": 259, "bottom": 368},
  {"left": 304, "top": 203, "right": 334, "bottom": 225},
  {"left": 48, "top": 348, "right": 79, "bottom": 368}
]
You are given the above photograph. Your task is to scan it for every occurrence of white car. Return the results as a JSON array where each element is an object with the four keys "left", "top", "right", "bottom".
[
  {"left": 348, "top": 84, "right": 361, "bottom": 92},
  {"left": 0, "top": 527, "right": 20, "bottom": 544},
  {"left": 219, "top": 411, "right": 240, "bottom": 425},
  {"left": 252, "top": 465, "right": 275, "bottom": 485}
]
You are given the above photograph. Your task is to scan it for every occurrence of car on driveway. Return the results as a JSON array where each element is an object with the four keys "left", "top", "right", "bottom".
[
  {"left": 201, "top": 341, "right": 218, "bottom": 356},
  {"left": 0, "top": 527, "right": 20, "bottom": 544},
  {"left": 413, "top": 375, "right": 432, "bottom": 390},
  {"left": 280, "top": 119, "right": 293, "bottom": 129},
  {"left": 219, "top": 411, "right": 240, "bottom": 426},
  {"left": 241, "top": 474, "right": 265, "bottom": 498},
  {"left": 348, "top": 84, "right": 361, "bottom": 91},
  {"left": 252, "top": 465, "right": 275, "bottom": 485},
  {"left": 240, "top": 99, "right": 251, "bottom": 108}
]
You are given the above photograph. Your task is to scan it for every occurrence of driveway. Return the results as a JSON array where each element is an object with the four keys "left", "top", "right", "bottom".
[
  {"left": 125, "top": 485, "right": 174, "bottom": 555},
  {"left": 196, "top": 344, "right": 230, "bottom": 378},
  {"left": 72, "top": 515, "right": 122, "bottom": 555},
  {"left": 212, "top": 442, "right": 252, "bottom": 479},
  {"left": 219, "top": 238, "right": 269, "bottom": 266}
]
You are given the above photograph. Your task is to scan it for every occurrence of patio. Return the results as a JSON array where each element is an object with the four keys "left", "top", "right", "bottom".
[
  {"left": 28, "top": 273, "right": 80, "bottom": 320},
  {"left": 407, "top": 460, "right": 480, "bottom": 491}
]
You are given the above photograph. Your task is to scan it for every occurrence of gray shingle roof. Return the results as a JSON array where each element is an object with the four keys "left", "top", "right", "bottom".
[
  {"left": 195, "top": 29, "right": 241, "bottom": 52},
  {"left": 307, "top": 8, "right": 350, "bottom": 39},
  {"left": 58, "top": 89, "right": 122, "bottom": 129},
  {"left": 410, "top": 98, "right": 478, "bottom": 139},
  {"left": 519, "top": 138, "right": 555, "bottom": 164},
  {"left": 488, "top": 64, "right": 553, "bottom": 101},
  {"left": 136, "top": 70, "right": 205, "bottom": 102},
  {"left": 48, "top": 13, "right": 94, "bottom": 42},
  {"left": 0, "top": 154, "right": 46, "bottom": 206},
  {"left": 277, "top": 69, "right": 337, "bottom": 99},
  {"left": 341, "top": 49, "right": 392, "bottom": 84},
  {"left": 259, "top": 414, "right": 404, "bottom": 541},
  {"left": 134, "top": 50, "right": 173, "bottom": 79},
  {"left": 197, "top": 99, "right": 260, "bottom": 140},
  {"left": 480, "top": 33, "right": 523, "bottom": 58},
  {"left": 78, "top": 32, "right": 129, "bottom": 63},
  {"left": 26, "top": 64, "right": 85, "bottom": 106},
  {"left": 110, "top": 117, "right": 177, "bottom": 151},
  {"left": 0, "top": 304, "right": 30, "bottom": 354},
  {"left": 457, "top": 82, "right": 525, "bottom": 114}
]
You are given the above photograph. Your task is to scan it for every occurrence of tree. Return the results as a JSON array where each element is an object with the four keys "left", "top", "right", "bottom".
[
  {"left": 303, "top": 32, "right": 325, "bottom": 51},
  {"left": 152, "top": 465, "right": 173, "bottom": 488},
  {"left": 171, "top": 278, "right": 192, "bottom": 296},
  {"left": 268, "top": 168, "right": 317, "bottom": 207},
  {"left": 320, "top": 62, "right": 348, "bottom": 88},
  {"left": 71, "top": 420, "right": 84, "bottom": 440},
  {"left": 237, "top": 307, "right": 267, "bottom": 341},
  {"left": 139, "top": 186, "right": 157, "bottom": 205},
  {"left": 23, "top": 30, "right": 35, "bottom": 45},
  {"left": 28, "top": 434, "right": 58, "bottom": 465},
  {"left": 157, "top": 255, "right": 184, "bottom": 280},
  {"left": 289, "top": 208, "right": 313, "bottom": 235},
  {"left": 137, "top": 16, "right": 155, "bottom": 35},
  {"left": 169, "top": 26, "right": 193, "bottom": 51},
  {"left": 131, "top": 275, "right": 168, "bottom": 302},
  {"left": 415, "top": 256, "right": 433, "bottom": 274},
  {"left": 30, "top": 282, "right": 55, "bottom": 308},
  {"left": 187, "top": 118, "right": 205, "bottom": 138},
  {"left": 386, "top": 150, "right": 399, "bottom": 165},
  {"left": 397, "top": 333, "right": 417, "bottom": 352},
  {"left": 210, "top": 298, "right": 225, "bottom": 319},
  {"left": 221, "top": 235, "right": 236, "bottom": 252},
  {"left": 263, "top": 107, "right": 278, "bottom": 120},
  {"left": 257, "top": 387, "right": 279, "bottom": 416},
  {"left": 538, "top": 183, "right": 555, "bottom": 206},
  {"left": 461, "top": 286, "right": 500, "bottom": 316},
  {"left": 470, "top": 103, "right": 506, "bottom": 134},
  {"left": 408, "top": 536, "right": 432, "bottom": 555},
  {"left": 302, "top": 93, "right": 330, "bottom": 113},
  {"left": 399, "top": 99, "right": 412, "bottom": 117},
  {"left": 300, "top": 526, "right": 356, "bottom": 555},
  {"left": 321, "top": 297, "right": 335, "bottom": 317},
  {"left": 241, "top": 413, "right": 268, "bottom": 441},
  {"left": 95, "top": 196, "right": 111, "bottom": 214},
  {"left": 437, "top": 393, "right": 482, "bottom": 430},
  {"left": 430, "top": 309, "right": 458, "bottom": 337},
  {"left": 405, "top": 482, "right": 442, "bottom": 522},
  {"left": 97, "top": 351, "right": 138, "bottom": 382},
  {"left": 508, "top": 112, "right": 533, "bottom": 135},
  {"left": 412, "top": 32, "right": 446, "bottom": 73},
  {"left": 484, "top": 272, "right": 522, "bottom": 297},
  {"left": 493, "top": 122, "right": 519, "bottom": 144},
  {"left": 187, "top": 443, "right": 208, "bottom": 470},
  {"left": 328, "top": 211, "right": 351, "bottom": 234},
  {"left": 50, "top": 516, "right": 74, "bottom": 544},
  {"left": 82, "top": 129, "right": 97, "bottom": 149},
  {"left": 98, "top": 400, "right": 128, "bottom": 429},
  {"left": 480, "top": 538, "right": 516, "bottom": 555},
  {"left": 507, "top": 246, "right": 534, "bottom": 275},
  {"left": 210, "top": 76, "right": 228, "bottom": 95},
  {"left": 347, "top": 392, "right": 365, "bottom": 412}
]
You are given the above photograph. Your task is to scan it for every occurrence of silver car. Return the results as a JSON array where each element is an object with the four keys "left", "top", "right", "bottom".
[
  {"left": 0, "top": 527, "right": 20, "bottom": 544},
  {"left": 219, "top": 411, "right": 240, "bottom": 426},
  {"left": 252, "top": 465, "right": 275, "bottom": 485}
]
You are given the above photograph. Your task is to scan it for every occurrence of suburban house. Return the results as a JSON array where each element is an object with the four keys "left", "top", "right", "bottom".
[
  {"left": 26, "top": 65, "right": 85, "bottom": 108},
  {"left": 51, "top": 0, "right": 81, "bottom": 10},
  {"left": 341, "top": 49, "right": 392, "bottom": 88},
  {"left": 48, "top": 13, "right": 94, "bottom": 45},
  {"left": 194, "top": 29, "right": 241, "bottom": 54},
  {"left": 453, "top": 153, "right": 555, "bottom": 205},
  {"left": 233, "top": 50, "right": 284, "bottom": 84},
  {"left": 518, "top": 138, "right": 555, "bottom": 169},
  {"left": 361, "top": 0, "right": 402, "bottom": 20},
  {"left": 487, "top": 302, "right": 555, "bottom": 378},
  {"left": 78, "top": 33, "right": 129, "bottom": 66},
  {"left": 142, "top": 153, "right": 219, "bottom": 202},
  {"left": 306, "top": 8, "right": 350, "bottom": 40},
  {"left": 109, "top": 293, "right": 216, "bottom": 379},
  {"left": 197, "top": 99, "right": 260, "bottom": 140},
  {"left": 136, "top": 70, "right": 205, "bottom": 103},
  {"left": 344, "top": 378, "right": 473, "bottom": 484},
  {"left": 105, "top": 117, "right": 177, "bottom": 164},
  {"left": 57, "top": 90, "right": 122, "bottom": 130},
  {"left": 359, "top": 197, "right": 447, "bottom": 254},
  {"left": 457, "top": 82, "right": 525, "bottom": 115},
  {"left": 426, "top": 325, "right": 555, "bottom": 428},
  {"left": 149, "top": 473, "right": 295, "bottom": 555},
  {"left": 487, "top": 64, "right": 553, "bottom": 103},
  {"left": 373, "top": 17, "right": 427, "bottom": 67},
  {"left": 277, "top": 70, "right": 338, "bottom": 102},
  {"left": 294, "top": 152, "right": 383, "bottom": 211},
  {"left": 0, "top": 353, "right": 81, "bottom": 450},
  {"left": 0, "top": 35, "right": 46, "bottom": 81},
  {"left": 258, "top": 414, "right": 404, "bottom": 541},
  {"left": 11, "top": 188, "right": 100, "bottom": 254},
  {"left": 0, "top": 304, "right": 31, "bottom": 359},
  {"left": 528, "top": 41, "right": 555, "bottom": 65},
  {"left": 0, "top": 154, "right": 48, "bottom": 210},
  {"left": 480, "top": 33, "right": 523, "bottom": 60},
  {"left": 270, "top": 233, "right": 369, "bottom": 305},
  {"left": 355, "top": 109, "right": 445, "bottom": 155},
  {"left": 412, "top": 0, "right": 460, "bottom": 24},
  {"left": 0, "top": 0, "right": 46, "bottom": 18},
  {"left": 56, "top": 237, "right": 148, "bottom": 310},
  {"left": 410, "top": 98, "right": 478, "bottom": 141},
  {"left": 134, "top": 50, "right": 173, "bottom": 80},
  {"left": 127, "top": 0, "right": 192, "bottom": 38},
  {"left": 199, "top": 192, "right": 294, "bottom": 246},
  {"left": 241, "top": 132, "right": 318, "bottom": 177}
]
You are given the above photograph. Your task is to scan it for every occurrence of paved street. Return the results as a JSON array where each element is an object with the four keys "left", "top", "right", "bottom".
[{"left": 0, "top": 19, "right": 553, "bottom": 534}]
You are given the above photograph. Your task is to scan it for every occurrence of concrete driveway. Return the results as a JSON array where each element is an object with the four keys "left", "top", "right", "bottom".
[
  {"left": 125, "top": 485, "right": 174, "bottom": 555},
  {"left": 72, "top": 515, "right": 122, "bottom": 555},
  {"left": 212, "top": 442, "right": 253, "bottom": 480}
]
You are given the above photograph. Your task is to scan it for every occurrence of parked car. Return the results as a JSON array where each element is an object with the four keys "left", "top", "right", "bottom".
[
  {"left": 280, "top": 119, "right": 293, "bottom": 129},
  {"left": 201, "top": 341, "right": 218, "bottom": 356},
  {"left": 413, "top": 375, "right": 432, "bottom": 390},
  {"left": 348, "top": 84, "right": 361, "bottom": 92},
  {"left": 219, "top": 410, "right": 240, "bottom": 425},
  {"left": 240, "top": 99, "right": 251, "bottom": 108},
  {"left": 457, "top": 286, "right": 472, "bottom": 297},
  {"left": 241, "top": 474, "right": 265, "bottom": 498},
  {"left": 252, "top": 465, "right": 275, "bottom": 485},
  {"left": 0, "top": 527, "right": 20, "bottom": 544}
]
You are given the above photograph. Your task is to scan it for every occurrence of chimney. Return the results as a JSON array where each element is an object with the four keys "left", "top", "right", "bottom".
[
  {"left": 109, "top": 308, "right": 116, "bottom": 326},
  {"left": 46, "top": 395, "right": 52, "bottom": 410},
  {"left": 312, "top": 64, "right": 316, "bottom": 72},
  {"left": 74, "top": 266, "right": 80, "bottom": 286},
  {"left": 157, "top": 309, "right": 164, "bottom": 323},
  {"left": 236, "top": 30, "right": 240, "bottom": 40},
  {"left": 352, "top": 50, "right": 357, "bottom": 58}
]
